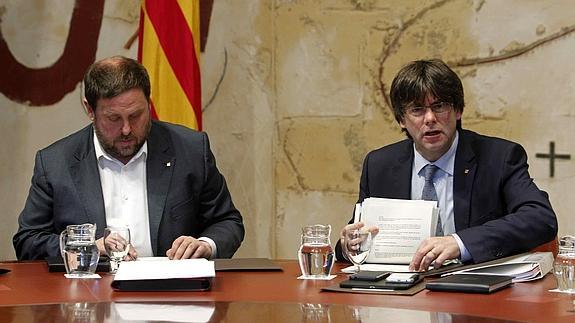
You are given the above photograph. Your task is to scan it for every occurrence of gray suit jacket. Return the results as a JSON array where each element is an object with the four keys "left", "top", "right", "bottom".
[
  {"left": 336, "top": 129, "right": 557, "bottom": 263},
  {"left": 14, "top": 120, "right": 244, "bottom": 260}
]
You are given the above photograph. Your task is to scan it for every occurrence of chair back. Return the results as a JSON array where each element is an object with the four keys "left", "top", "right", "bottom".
[{"left": 531, "top": 237, "right": 558, "bottom": 257}]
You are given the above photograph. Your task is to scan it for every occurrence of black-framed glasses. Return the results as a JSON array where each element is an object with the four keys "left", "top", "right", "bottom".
[{"left": 404, "top": 102, "right": 452, "bottom": 117}]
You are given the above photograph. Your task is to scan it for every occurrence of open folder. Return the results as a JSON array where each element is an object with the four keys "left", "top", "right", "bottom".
[
  {"left": 444, "top": 252, "right": 554, "bottom": 282},
  {"left": 111, "top": 258, "right": 215, "bottom": 291}
]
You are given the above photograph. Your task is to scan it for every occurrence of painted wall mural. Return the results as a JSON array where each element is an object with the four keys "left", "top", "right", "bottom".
[{"left": 0, "top": 0, "right": 104, "bottom": 106}]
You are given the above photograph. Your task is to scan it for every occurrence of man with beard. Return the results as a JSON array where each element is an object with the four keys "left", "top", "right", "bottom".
[
  {"left": 13, "top": 56, "right": 244, "bottom": 260},
  {"left": 336, "top": 59, "right": 557, "bottom": 271}
]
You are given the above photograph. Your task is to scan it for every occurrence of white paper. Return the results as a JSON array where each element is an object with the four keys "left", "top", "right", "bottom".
[
  {"left": 447, "top": 252, "right": 554, "bottom": 282},
  {"left": 64, "top": 273, "right": 101, "bottom": 279},
  {"left": 297, "top": 275, "right": 337, "bottom": 280},
  {"left": 360, "top": 198, "right": 439, "bottom": 264},
  {"left": 135, "top": 256, "right": 169, "bottom": 261},
  {"left": 549, "top": 288, "right": 575, "bottom": 294},
  {"left": 114, "top": 258, "right": 215, "bottom": 281},
  {"left": 341, "top": 263, "right": 411, "bottom": 274}
]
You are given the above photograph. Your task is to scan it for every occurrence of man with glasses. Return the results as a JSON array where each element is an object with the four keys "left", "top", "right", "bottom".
[{"left": 336, "top": 59, "right": 557, "bottom": 271}]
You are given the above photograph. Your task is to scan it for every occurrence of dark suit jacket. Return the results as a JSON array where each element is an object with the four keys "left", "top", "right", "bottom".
[
  {"left": 336, "top": 129, "right": 557, "bottom": 263},
  {"left": 13, "top": 120, "right": 245, "bottom": 260}
]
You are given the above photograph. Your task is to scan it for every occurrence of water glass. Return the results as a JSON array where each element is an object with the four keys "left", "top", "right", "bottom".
[
  {"left": 342, "top": 229, "right": 372, "bottom": 273},
  {"left": 104, "top": 226, "right": 131, "bottom": 274},
  {"left": 59, "top": 224, "right": 99, "bottom": 277},
  {"left": 553, "top": 235, "right": 575, "bottom": 293},
  {"left": 298, "top": 224, "right": 334, "bottom": 278}
]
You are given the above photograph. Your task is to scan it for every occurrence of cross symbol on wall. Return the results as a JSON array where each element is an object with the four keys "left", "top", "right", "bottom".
[{"left": 535, "top": 141, "right": 571, "bottom": 177}]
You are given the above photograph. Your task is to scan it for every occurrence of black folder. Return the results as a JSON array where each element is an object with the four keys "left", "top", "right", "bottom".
[
  {"left": 46, "top": 256, "right": 111, "bottom": 273},
  {"left": 214, "top": 258, "right": 282, "bottom": 271},
  {"left": 426, "top": 274, "right": 513, "bottom": 294},
  {"left": 340, "top": 275, "right": 422, "bottom": 290},
  {"left": 111, "top": 277, "right": 212, "bottom": 291}
]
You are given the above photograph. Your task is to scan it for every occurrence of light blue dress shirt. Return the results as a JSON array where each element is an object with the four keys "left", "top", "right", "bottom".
[{"left": 410, "top": 131, "right": 472, "bottom": 262}]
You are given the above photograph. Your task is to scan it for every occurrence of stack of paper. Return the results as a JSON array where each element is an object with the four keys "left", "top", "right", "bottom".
[
  {"left": 359, "top": 198, "right": 439, "bottom": 264},
  {"left": 447, "top": 252, "right": 554, "bottom": 282},
  {"left": 112, "top": 258, "right": 215, "bottom": 291}
]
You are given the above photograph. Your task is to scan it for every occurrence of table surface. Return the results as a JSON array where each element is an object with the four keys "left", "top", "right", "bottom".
[{"left": 0, "top": 260, "right": 574, "bottom": 322}]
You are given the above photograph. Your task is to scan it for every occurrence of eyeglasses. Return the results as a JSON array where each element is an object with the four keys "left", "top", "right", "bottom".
[{"left": 404, "top": 102, "right": 452, "bottom": 117}]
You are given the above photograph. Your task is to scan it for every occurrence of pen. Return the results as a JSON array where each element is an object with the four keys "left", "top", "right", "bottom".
[{"left": 353, "top": 203, "right": 362, "bottom": 223}]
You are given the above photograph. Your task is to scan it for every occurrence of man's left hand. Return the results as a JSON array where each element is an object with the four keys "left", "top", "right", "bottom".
[
  {"left": 409, "top": 236, "right": 460, "bottom": 271},
  {"left": 166, "top": 236, "right": 212, "bottom": 260}
]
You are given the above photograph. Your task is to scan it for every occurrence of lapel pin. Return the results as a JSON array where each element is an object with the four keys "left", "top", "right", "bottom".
[
  {"left": 464, "top": 169, "right": 469, "bottom": 174},
  {"left": 166, "top": 162, "right": 171, "bottom": 167}
]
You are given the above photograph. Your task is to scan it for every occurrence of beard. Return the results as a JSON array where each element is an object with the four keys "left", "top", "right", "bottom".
[{"left": 94, "top": 119, "right": 151, "bottom": 163}]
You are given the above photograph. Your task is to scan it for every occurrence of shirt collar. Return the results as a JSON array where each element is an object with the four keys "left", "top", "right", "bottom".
[
  {"left": 413, "top": 130, "right": 459, "bottom": 176},
  {"left": 93, "top": 130, "right": 148, "bottom": 166}
]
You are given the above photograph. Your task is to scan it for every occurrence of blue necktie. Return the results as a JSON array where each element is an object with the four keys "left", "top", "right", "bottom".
[{"left": 422, "top": 164, "right": 443, "bottom": 236}]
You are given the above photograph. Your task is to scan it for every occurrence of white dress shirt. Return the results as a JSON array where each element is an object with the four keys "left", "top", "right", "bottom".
[
  {"left": 94, "top": 134, "right": 154, "bottom": 257},
  {"left": 93, "top": 133, "right": 218, "bottom": 259}
]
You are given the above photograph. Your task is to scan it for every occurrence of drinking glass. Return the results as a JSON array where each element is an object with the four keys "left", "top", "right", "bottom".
[
  {"left": 553, "top": 235, "right": 575, "bottom": 293},
  {"left": 342, "top": 229, "right": 372, "bottom": 273},
  {"left": 59, "top": 224, "right": 99, "bottom": 277},
  {"left": 298, "top": 224, "right": 334, "bottom": 278},
  {"left": 104, "top": 226, "right": 131, "bottom": 274}
]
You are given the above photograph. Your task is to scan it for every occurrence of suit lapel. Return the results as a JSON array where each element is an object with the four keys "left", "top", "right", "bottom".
[
  {"left": 69, "top": 126, "right": 107, "bottom": 237},
  {"left": 453, "top": 130, "right": 477, "bottom": 231},
  {"left": 390, "top": 142, "right": 413, "bottom": 199},
  {"left": 146, "top": 122, "right": 175, "bottom": 255}
]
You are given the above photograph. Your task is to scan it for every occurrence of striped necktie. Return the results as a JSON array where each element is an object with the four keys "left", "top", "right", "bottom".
[{"left": 422, "top": 164, "right": 443, "bottom": 236}]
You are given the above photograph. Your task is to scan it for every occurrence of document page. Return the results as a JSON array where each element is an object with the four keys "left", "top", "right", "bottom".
[
  {"left": 360, "top": 198, "right": 438, "bottom": 264},
  {"left": 114, "top": 258, "right": 215, "bottom": 281}
]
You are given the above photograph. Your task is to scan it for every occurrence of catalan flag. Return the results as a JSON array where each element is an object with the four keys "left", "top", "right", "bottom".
[{"left": 138, "top": 0, "right": 202, "bottom": 130}]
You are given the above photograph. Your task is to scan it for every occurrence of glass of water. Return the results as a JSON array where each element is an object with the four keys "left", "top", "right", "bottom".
[
  {"left": 104, "top": 226, "right": 131, "bottom": 274},
  {"left": 553, "top": 235, "right": 575, "bottom": 293},
  {"left": 59, "top": 224, "right": 99, "bottom": 277},
  {"left": 342, "top": 229, "right": 372, "bottom": 273},
  {"left": 298, "top": 224, "right": 334, "bottom": 278}
]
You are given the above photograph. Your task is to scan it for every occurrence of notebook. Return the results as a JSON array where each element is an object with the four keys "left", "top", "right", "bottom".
[{"left": 426, "top": 274, "right": 513, "bottom": 294}]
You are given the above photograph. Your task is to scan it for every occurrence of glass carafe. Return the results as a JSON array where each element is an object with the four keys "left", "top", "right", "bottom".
[
  {"left": 59, "top": 223, "right": 99, "bottom": 277},
  {"left": 298, "top": 224, "right": 334, "bottom": 278},
  {"left": 553, "top": 235, "right": 575, "bottom": 293}
]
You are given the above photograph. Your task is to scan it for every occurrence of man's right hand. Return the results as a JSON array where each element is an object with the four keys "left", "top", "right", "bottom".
[
  {"left": 95, "top": 237, "right": 138, "bottom": 261},
  {"left": 340, "top": 222, "right": 379, "bottom": 260}
]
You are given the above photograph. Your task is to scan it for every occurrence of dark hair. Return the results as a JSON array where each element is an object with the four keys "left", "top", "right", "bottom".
[
  {"left": 83, "top": 56, "right": 151, "bottom": 109},
  {"left": 389, "top": 59, "right": 464, "bottom": 129}
]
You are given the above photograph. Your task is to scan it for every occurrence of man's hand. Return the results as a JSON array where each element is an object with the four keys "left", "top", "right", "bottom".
[
  {"left": 409, "top": 236, "right": 460, "bottom": 271},
  {"left": 95, "top": 237, "right": 138, "bottom": 261},
  {"left": 166, "top": 236, "right": 212, "bottom": 260},
  {"left": 96, "top": 237, "right": 106, "bottom": 256},
  {"left": 125, "top": 245, "right": 138, "bottom": 261},
  {"left": 340, "top": 222, "right": 379, "bottom": 260}
]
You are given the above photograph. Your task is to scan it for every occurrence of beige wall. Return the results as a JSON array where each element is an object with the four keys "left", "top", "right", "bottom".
[{"left": 1, "top": 0, "right": 573, "bottom": 261}]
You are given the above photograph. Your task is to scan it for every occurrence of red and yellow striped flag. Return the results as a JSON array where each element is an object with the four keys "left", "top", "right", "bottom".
[{"left": 138, "top": 0, "right": 202, "bottom": 130}]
